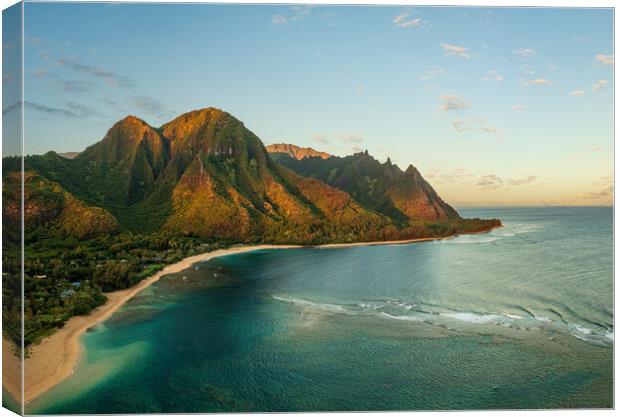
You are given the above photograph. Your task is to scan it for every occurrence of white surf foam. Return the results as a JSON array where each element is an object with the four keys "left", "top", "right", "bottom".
[
  {"left": 573, "top": 324, "right": 593, "bottom": 334},
  {"left": 274, "top": 295, "right": 613, "bottom": 348},
  {"left": 441, "top": 236, "right": 500, "bottom": 245},
  {"left": 386, "top": 300, "right": 415, "bottom": 310},
  {"left": 272, "top": 295, "right": 348, "bottom": 313},
  {"left": 442, "top": 312, "right": 505, "bottom": 324},
  {"left": 379, "top": 312, "right": 424, "bottom": 322}
]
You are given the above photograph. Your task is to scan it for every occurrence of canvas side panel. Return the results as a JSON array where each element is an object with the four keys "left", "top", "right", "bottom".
[{"left": 2, "top": 2, "right": 24, "bottom": 415}]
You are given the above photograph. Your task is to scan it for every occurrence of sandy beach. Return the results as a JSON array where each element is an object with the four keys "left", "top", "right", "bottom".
[
  {"left": 315, "top": 236, "right": 446, "bottom": 248},
  {"left": 2, "top": 337, "right": 21, "bottom": 406},
  {"left": 3, "top": 235, "right": 475, "bottom": 405}
]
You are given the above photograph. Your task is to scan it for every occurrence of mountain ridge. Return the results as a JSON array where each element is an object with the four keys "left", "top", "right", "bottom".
[
  {"left": 266, "top": 143, "right": 331, "bottom": 160},
  {"left": 268, "top": 144, "right": 459, "bottom": 223},
  {"left": 10, "top": 107, "right": 500, "bottom": 244}
]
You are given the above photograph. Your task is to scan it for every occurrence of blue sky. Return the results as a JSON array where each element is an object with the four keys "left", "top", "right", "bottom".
[{"left": 5, "top": 3, "right": 615, "bottom": 205}]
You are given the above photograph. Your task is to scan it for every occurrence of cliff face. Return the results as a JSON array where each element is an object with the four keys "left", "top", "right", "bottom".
[
  {"left": 8, "top": 107, "right": 498, "bottom": 244},
  {"left": 76, "top": 115, "right": 171, "bottom": 205},
  {"left": 155, "top": 109, "right": 391, "bottom": 242},
  {"left": 269, "top": 148, "right": 459, "bottom": 223},
  {"left": 266, "top": 143, "right": 331, "bottom": 160}
]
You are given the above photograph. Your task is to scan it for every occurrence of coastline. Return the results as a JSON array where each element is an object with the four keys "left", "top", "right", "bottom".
[
  {"left": 5, "top": 232, "right": 493, "bottom": 405},
  {"left": 2, "top": 337, "right": 21, "bottom": 406}
]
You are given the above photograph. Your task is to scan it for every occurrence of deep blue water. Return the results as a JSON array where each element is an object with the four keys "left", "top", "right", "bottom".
[{"left": 28, "top": 207, "right": 613, "bottom": 413}]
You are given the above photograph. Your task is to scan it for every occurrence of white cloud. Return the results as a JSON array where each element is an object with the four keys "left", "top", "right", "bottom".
[
  {"left": 513, "top": 48, "right": 536, "bottom": 58},
  {"left": 428, "top": 168, "right": 475, "bottom": 183},
  {"left": 543, "top": 61, "right": 558, "bottom": 71},
  {"left": 272, "top": 6, "right": 312, "bottom": 25},
  {"left": 511, "top": 104, "right": 527, "bottom": 111},
  {"left": 476, "top": 174, "right": 536, "bottom": 189},
  {"left": 572, "top": 186, "right": 613, "bottom": 204},
  {"left": 570, "top": 90, "right": 586, "bottom": 96},
  {"left": 393, "top": 9, "right": 428, "bottom": 29},
  {"left": 56, "top": 57, "right": 134, "bottom": 88},
  {"left": 507, "top": 176, "right": 537, "bottom": 186},
  {"left": 477, "top": 174, "right": 503, "bottom": 188},
  {"left": 271, "top": 15, "right": 287, "bottom": 25},
  {"left": 483, "top": 70, "right": 504, "bottom": 82},
  {"left": 31, "top": 68, "right": 49, "bottom": 78},
  {"left": 523, "top": 78, "right": 551, "bottom": 86},
  {"left": 519, "top": 63, "right": 535, "bottom": 75},
  {"left": 440, "top": 43, "right": 470, "bottom": 58},
  {"left": 313, "top": 135, "right": 329, "bottom": 144},
  {"left": 339, "top": 133, "right": 364, "bottom": 143},
  {"left": 439, "top": 95, "right": 468, "bottom": 112},
  {"left": 451, "top": 118, "right": 499, "bottom": 136},
  {"left": 592, "top": 79, "right": 608, "bottom": 92},
  {"left": 393, "top": 10, "right": 421, "bottom": 28},
  {"left": 290, "top": 5, "right": 311, "bottom": 21},
  {"left": 595, "top": 54, "right": 614, "bottom": 65},
  {"left": 310, "top": 133, "right": 364, "bottom": 148},
  {"left": 419, "top": 67, "right": 446, "bottom": 80},
  {"left": 355, "top": 84, "right": 366, "bottom": 94},
  {"left": 132, "top": 96, "right": 175, "bottom": 119}
]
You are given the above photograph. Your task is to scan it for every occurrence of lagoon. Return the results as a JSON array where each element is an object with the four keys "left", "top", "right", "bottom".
[{"left": 28, "top": 207, "right": 613, "bottom": 413}]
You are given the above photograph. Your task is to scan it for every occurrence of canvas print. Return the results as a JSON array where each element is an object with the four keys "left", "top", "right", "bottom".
[{"left": 1, "top": 2, "right": 614, "bottom": 414}]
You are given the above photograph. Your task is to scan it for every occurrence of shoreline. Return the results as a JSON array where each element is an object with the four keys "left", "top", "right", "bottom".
[{"left": 6, "top": 231, "right": 495, "bottom": 405}]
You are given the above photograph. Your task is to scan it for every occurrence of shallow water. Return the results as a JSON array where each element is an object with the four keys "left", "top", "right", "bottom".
[{"left": 28, "top": 207, "right": 613, "bottom": 413}]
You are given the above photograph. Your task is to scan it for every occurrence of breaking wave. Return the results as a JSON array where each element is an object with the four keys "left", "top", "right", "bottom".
[
  {"left": 273, "top": 295, "right": 613, "bottom": 348},
  {"left": 439, "top": 222, "right": 541, "bottom": 245}
]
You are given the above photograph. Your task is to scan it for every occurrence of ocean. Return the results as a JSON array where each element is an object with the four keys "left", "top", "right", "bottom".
[{"left": 27, "top": 207, "right": 613, "bottom": 413}]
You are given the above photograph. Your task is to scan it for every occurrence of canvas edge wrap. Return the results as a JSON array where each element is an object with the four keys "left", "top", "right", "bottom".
[{"left": 2, "top": 2, "right": 25, "bottom": 415}]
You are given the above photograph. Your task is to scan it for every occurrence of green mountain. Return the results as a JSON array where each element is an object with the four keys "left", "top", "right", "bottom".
[
  {"left": 269, "top": 149, "right": 459, "bottom": 224},
  {"left": 2, "top": 163, "right": 118, "bottom": 239}
]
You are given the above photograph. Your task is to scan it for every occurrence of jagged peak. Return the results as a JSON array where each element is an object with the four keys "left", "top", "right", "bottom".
[
  {"left": 382, "top": 157, "right": 403, "bottom": 173},
  {"left": 405, "top": 164, "right": 420, "bottom": 176}
]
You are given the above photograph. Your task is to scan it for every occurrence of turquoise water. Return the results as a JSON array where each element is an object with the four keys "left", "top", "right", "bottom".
[
  {"left": 3, "top": 388, "right": 20, "bottom": 414},
  {"left": 28, "top": 207, "right": 613, "bottom": 413}
]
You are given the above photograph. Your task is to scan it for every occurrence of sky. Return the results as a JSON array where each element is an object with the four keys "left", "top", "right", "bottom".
[{"left": 3, "top": 3, "right": 614, "bottom": 206}]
